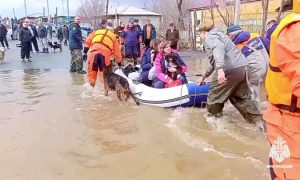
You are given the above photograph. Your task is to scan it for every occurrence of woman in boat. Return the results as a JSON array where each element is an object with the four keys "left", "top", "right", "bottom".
[
  {"left": 140, "top": 39, "right": 161, "bottom": 86},
  {"left": 153, "top": 41, "right": 187, "bottom": 88}
]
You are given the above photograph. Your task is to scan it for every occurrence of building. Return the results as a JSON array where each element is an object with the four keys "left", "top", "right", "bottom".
[
  {"left": 106, "top": 6, "right": 162, "bottom": 32},
  {"left": 189, "top": 0, "right": 284, "bottom": 49}
]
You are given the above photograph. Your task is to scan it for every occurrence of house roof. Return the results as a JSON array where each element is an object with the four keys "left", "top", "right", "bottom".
[
  {"left": 275, "top": 0, "right": 293, "bottom": 12},
  {"left": 107, "top": 6, "right": 161, "bottom": 16},
  {"left": 188, "top": 0, "right": 218, "bottom": 10}
]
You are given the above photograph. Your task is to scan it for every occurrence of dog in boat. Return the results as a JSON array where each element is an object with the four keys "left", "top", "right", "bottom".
[
  {"left": 103, "top": 65, "right": 139, "bottom": 105},
  {"left": 164, "top": 53, "right": 183, "bottom": 88},
  {"left": 0, "top": 47, "right": 6, "bottom": 64},
  {"left": 48, "top": 41, "right": 62, "bottom": 52}
]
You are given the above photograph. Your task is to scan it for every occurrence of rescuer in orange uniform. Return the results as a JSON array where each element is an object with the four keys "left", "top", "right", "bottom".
[
  {"left": 83, "top": 19, "right": 123, "bottom": 87},
  {"left": 264, "top": 0, "right": 300, "bottom": 179}
]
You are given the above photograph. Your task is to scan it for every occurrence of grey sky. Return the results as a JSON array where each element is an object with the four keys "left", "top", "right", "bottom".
[{"left": 0, "top": 0, "right": 143, "bottom": 18}]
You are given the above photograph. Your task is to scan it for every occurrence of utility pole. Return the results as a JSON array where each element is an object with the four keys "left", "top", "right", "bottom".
[
  {"left": 13, "top": 8, "right": 16, "bottom": 18},
  {"left": 47, "top": 0, "right": 50, "bottom": 17},
  {"left": 67, "top": 0, "right": 69, "bottom": 22},
  {"left": 234, "top": 0, "right": 241, "bottom": 24},
  {"left": 24, "top": 0, "right": 28, "bottom": 17},
  {"left": 106, "top": 0, "right": 109, "bottom": 16}
]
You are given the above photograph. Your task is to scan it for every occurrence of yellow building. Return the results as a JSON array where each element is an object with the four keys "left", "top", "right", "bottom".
[{"left": 189, "top": 0, "right": 286, "bottom": 49}]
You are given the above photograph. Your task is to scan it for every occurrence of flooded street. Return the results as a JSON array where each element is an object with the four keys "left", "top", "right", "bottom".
[{"left": 0, "top": 49, "right": 270, "bottom": 179}]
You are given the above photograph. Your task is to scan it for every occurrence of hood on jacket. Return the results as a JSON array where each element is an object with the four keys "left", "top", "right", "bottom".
[{"left": 232, "top": 31, "right": 250, "bottom": 45}]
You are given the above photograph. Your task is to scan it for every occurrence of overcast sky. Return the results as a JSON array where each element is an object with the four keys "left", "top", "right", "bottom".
[{"left": 0, "top": 0, "right": 143, "bottom": 18}]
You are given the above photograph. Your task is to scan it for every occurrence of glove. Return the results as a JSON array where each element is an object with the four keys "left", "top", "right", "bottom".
[{"left": 82, "top": 53, "right": 87, "bottom": 62}]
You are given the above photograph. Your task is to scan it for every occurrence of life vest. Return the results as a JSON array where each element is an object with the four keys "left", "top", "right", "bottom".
[
  {"left": 91, "top": 29, "right": 116, "bottom": 51},
  {"left": 265, "top": 12, "right": 300, "bottom": 113}
]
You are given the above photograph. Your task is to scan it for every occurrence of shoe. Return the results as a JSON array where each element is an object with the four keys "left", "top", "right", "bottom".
[
  {"left": 26, "top": 59, "right": 32, "bottom": 62},
  {"left": 70, "top": 69, "right": 76, "bottom": 73},
  {"left": 76, "top": 70, "right": 87, "bottom": 74},
  {"left": 21, "top": 59, "right": 26, "bottom": 63}
]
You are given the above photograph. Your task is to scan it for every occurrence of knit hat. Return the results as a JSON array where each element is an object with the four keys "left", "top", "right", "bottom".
[
  {"left": 159, "top": 41, "right": 171, "bottom": 50},
  {"left": 227, "top": 24, "right": 242, "bottom": 35}
]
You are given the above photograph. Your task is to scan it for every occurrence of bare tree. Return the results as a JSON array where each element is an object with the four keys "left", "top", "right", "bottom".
[
  {"left": 77, "top": 0, "right": 105, "bottom": 26},
  {"left": 276, "top": 0, "right": 286, "bottom": 22},
  {"left": 261, "top": 0, "right": 270, "bottom": 36},
  {"left": 176, "top": 0, "right": 186, "bottom": 30},
  {"left": 214, "top": 0, "right": 234, "bottom": 27}
]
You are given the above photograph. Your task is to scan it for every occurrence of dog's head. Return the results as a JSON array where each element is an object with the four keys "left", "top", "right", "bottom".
[
  {"left": 0, "top": 47, "right": 6, "bottom": 53},
  {"left": 48, "top": 41, "right": 53, "bottom": 47},
  {"left": 165, "top": 52, "right": 180, "bottom": 66},
  {"left": 0, "top": 47, "right": 5, "bottom": 60}
]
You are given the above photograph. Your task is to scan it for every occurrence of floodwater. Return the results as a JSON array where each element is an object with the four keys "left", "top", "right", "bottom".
[{"left": 0, "top": 54, "right": 270, "bottom": 180}]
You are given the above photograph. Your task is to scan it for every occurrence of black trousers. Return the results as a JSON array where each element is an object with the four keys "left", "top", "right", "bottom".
[
  {"left": 0, "top": 36, "right": 9, "bottom": 48},
  {"left": 144, "top": 39, "right": 151, "bottom": 47},
  {"left": 21, "top": 41, "right": 31, "bottom": 59},
  {"left": 31, "top": 37, "right": 39, "bottom": 52}
]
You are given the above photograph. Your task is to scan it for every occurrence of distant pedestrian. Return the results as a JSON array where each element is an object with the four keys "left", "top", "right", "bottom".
[
  {"left": 37, "top": 22, "right": 49, "bottom": 53},
  {"left": 69, "top": 16, "right": 85, "bottom": 74},
  {"left": 165, "top": 23, "right": 179, "bottom": 49},
  {"left": 29, "top": 22, "right": 39, "bottom": 53},
  {"left": 142, "top": 20, "right": 156, "bottom": 47},
  {"left": 57, "top": 25, "right": 64, "bottom": 43},
  {"left": 19, "top": 19, "right": 33, "bottom": 62},
  {"left": 47, "top": 25, "right": 53, "bottom": 39},
  {"left": 63, "top": 25, "right": 69, "bottom": 46},
  {"left": 0, "top": 21, "right": 10, "bottom": 49}
]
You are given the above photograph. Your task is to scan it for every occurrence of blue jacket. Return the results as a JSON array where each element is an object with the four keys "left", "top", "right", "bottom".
[
  {"left": 121, "top": 26, "right": 139, "bottom": 47},
  {"left": 266, "top": 23, "right": 278, "bottom": 41},
  {"left": 141, "top": 47, "right": 153, "bottom": 71},
  {"left": 142, "top": 24, "right": 156, "bottom": 41},
  {"left": 233, "top": 31, "right": 270, "bottom": 56},
  {"left": 69, "top": 23, "right": 83, "bottom": 50}
]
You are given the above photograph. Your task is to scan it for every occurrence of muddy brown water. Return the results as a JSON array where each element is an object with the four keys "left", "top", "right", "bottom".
[{"left": 0, "top": 55, "right": 270, "bottom": 180}]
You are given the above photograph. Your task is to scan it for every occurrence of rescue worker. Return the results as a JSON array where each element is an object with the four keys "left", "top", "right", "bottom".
[
  {"left": 197, "top": 22, "right": 265, "bottom": 131},
  {"left": 83, "top": 19, "right": 123, "bottom": 87},
  {"left": 264, "top": 0, "right": 300, "bottom": 179},
  {"left": 227, "top": 25, "right": 270, "bottom": 109},
  {"left": 121, "top": 19, "right": 140, "bottom": 65},
  {"left": 69, "top": 16, "right": 85, "bottom": 74}
]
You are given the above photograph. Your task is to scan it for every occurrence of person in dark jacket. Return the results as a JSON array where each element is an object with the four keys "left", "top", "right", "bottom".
[
  {"left": 63, "top": 25, "right": 69, "bottom": 46},
  {"left": 47, "top": 25, "right": 53, "bottom": 39},
  {"left": 69, "top": 16, "right": 85, "bottom": 73},
  {"left": 19, "top": 20, "right": 33, "bottom": 62},
  {"left": 0, "top": 22, "right": 10, "bottom": 49},
  {"left": 140, "top": 39, "right": 161, "bottom": 86},
  {"left": 165, "top": 23, "right": 179, "bottom": 49},
  {"left": 121, "top": 20, "right": 140, "bottom": 65},
  {"left": 29, "top": 22, "right": 39, "bottom": 53},
  {"left": 134, "top": 19, "right": 142, "bottom": 57},
  {"left": 142, "top": 20, "right": 156, "bottom": 47},
  {"left": 57, "top": 25, "right": 64, "bottom": 43}
]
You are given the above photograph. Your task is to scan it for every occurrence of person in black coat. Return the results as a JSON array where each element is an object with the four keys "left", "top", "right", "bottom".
[
  {"left": 0, "top": 22, "right": 10, "bottom": 49},
  {"left": 19, "top": 20, "right": 33, "bottom": 62},
  {"left": 29, "top": 23, "right": 39, "bottom": 53}
]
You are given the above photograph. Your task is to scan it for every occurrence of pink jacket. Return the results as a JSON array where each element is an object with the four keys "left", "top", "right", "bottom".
[{"left": 154, "top": 51, "right": 187, "bottom": 83}]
